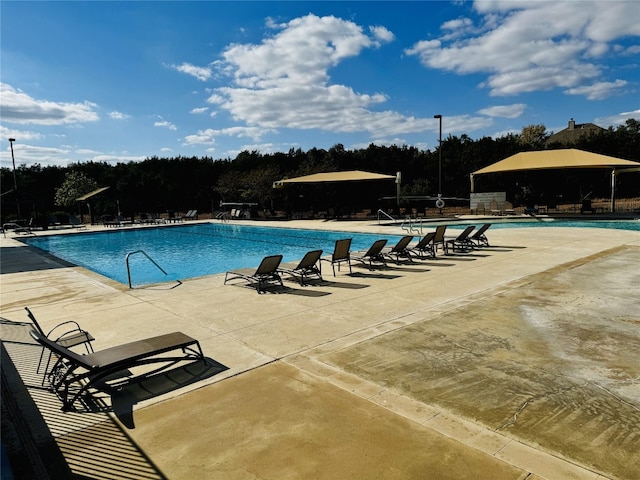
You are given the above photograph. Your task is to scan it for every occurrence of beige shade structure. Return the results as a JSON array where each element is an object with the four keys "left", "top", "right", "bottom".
[
  {"left": 76, "top": 186, "right": 110, "bottom": 224},
  {"left": 75, "top": 186, "right": 110, "bottom": 201},
  {"left": 470, "top": 149, "right": 640, "bottom": 212},
  {"left": 273, "top": 170, "right": 396, "bottom": 187}
]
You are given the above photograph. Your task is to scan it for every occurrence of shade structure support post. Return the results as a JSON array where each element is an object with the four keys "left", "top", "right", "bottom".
[
  {"left": 610, "top": 170, "right": 616, "bottom": 213},
  {"left": 470, "top": 174, "right": 475, "bottom": 194}
]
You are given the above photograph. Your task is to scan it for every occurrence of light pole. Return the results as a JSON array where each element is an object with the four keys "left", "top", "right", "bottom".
[
  {"left": 433, "top": 115, "right": 442, "bottom": 196},
  {"left": 9, "top": 138, "right": 21, "bottom": 218}
]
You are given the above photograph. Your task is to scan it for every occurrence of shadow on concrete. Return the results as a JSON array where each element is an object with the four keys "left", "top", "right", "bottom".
[
  {"left": 111, "top": 358, "right": 229, "bottom": 429},
  {"left": 0, "top": 246, "right": 76, "bottom": 275},
  {"left": 1, "top": 322, "right": 170, "bottom": 480}
]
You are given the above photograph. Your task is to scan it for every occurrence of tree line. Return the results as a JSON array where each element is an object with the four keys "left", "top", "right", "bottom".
[{"left": 1, "top": 119, "right": 638, "bottom": 225}]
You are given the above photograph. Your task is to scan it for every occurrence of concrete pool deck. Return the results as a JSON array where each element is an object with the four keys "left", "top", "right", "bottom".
[{"left": 1, "top": 219, "right": 639, "bottom": 479}]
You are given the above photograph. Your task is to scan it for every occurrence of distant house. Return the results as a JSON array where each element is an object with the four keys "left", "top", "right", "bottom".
[{"left": 546, "top": 118, "right": 605, "bottom": 146}]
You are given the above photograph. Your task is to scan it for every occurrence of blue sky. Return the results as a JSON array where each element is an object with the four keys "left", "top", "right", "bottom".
[{"left": 1, "top": 1, "right": 639, "bottom": 168}]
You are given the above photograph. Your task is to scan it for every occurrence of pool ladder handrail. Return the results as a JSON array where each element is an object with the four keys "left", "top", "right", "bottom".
[
  {"left": 377, "top": 209, "right": 395, "bottom": 224},
  {"left": 126, "top": 250, "right": 179, "bottom": 289},
  {"left": 401, "top": 215, "right": 423, "bottom": 234}
]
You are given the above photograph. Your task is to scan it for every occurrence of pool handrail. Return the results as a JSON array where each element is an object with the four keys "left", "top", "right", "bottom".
[
  {"left": 126, "top": 249, "right": 170, "bottom": 289},
  {"left": 377, "top": 209, "right": 395, "bottom": 224}
]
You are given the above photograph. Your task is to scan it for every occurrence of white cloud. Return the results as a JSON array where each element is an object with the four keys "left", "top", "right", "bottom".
[
  {"left": 565, "top": 79, "right": 628, "bottom": 100},
  {"left": 208, "top": 14, "right": 441, "bottom": 138},
  {"left": 190, "top": 107, "right": 209, "bottom": 114},
  {"left": 0, "top": 83, "right": 99, "bottom": 125},
  {"left": 621, "top": 45, "right": 640, "bottom": 55},
  {"left": 92, "top": 154, "right": 147, "bottom": 163},
  {"left": 0, "top": 143, "right": 70, "bottom": 168},
  {"left": 0, "top": 125, "right": 44, "bottom": 142},
  {"left": 491, "top": 128, "right": 520, "bottom": 139},
  {"left": 108, "top": 111, "right": 130, "bottom": 120},
  {"left": 405, "top": 2, "right": 640, "bottom": 98},
  {"left": 595, "top": 109, "right": 640, "bottom": 127},
  {"left": 76, "top": 148, "right": 101, "bottom": 155},
  {"left": 369, "top": 25, "right": 395, "bottom": 44},
  {"left": 478, "top": 104, "right": 526, "bottom": 118},
  {"left": 171, "top": 62, "right": 212, "bottom": 81},
  {"left": 154, "top": 120, "right": 177, "bottom": 131},
  {"left": 183, "top": 126, "right": 271, "bottom": 145}
]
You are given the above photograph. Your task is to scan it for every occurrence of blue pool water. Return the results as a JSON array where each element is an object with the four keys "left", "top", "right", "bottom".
[
  {"left": 442, "top": 219, "right": 640, "bottom": 231},
  {"left": 22, "top": 224, "right": 406, "bottom": 286},
  {"left": 20, "top": 220, "right": 639, "bottom": 286}
]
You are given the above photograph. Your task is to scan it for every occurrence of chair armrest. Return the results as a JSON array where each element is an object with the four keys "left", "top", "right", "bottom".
[
  {"left": 48, "top": 321, "right": 94, "bottom": 346},
  {"left": 46, "top": 320, "right": 83, "bottom": 337},
  {"left": 56, "top": 330, "right": 95, "bottom": 349}
]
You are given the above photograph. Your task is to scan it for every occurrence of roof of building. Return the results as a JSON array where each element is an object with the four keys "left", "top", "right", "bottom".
[{"left": 546, "top": 118, "right": 605, "bottom": 146}]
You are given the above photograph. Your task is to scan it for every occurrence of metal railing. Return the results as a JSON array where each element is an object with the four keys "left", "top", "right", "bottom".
[
  {"left": 125, "top": 250, "right": 172, "bottom": 289},
  {"left": 400, "top": 216, "right": 424, "bottom": 234},
  {"left": 377, "top": 209, "right": 395, "bottom": 224}
]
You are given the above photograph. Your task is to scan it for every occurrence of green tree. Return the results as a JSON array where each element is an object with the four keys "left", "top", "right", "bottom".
[
  {"left": 54, "top": 171, "right": 99, "bottom": 208},
  {"left": 518, "top": 124, "right": 549, "bottom": 149}
]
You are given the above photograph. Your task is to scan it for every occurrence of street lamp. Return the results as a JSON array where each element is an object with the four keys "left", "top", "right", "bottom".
[
  {"left": 433, "top": 115, "right": 442, "bottom": 196},
  {"left": 9, "top": 138, "right": 20, "bottom": 218}
]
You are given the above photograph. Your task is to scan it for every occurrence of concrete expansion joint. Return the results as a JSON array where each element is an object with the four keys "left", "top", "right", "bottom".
[{"left": 287, "top": 355, "right": 604, "bottom": 480}]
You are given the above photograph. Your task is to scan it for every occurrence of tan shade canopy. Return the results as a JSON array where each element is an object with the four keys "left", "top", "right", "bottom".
[
  {"left": 274, "top": 170, "right": 396, "bottom": 187},
  {"left": 76, "top": 186, "right": 110, "bottom": 201},
  {"left": 471, "top": 149, "right": 639, "bottom": 176}
]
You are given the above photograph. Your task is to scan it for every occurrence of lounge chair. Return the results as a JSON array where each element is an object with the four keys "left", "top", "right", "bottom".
[
  {"left": 165, "top": 211, "right": 183, "bottom": 223},
  {"left": 2, "top": 222, "right": 34, "bottom": 237},
  {"left": 30, "top": 328, "right": 204, "bottom": 411},
  {"left": 408, "top": 231, "right": 436, "bottom": 259},
  {"left": 321, "top": 239, "right": 352, "bottom": 276},
  {"left": 25, "top": 307, "right": 95, "bottom": 382},
  {"left": 184, "top": 209, "right": 198, "bottom": 220},
  {"left": 352, "top": 239, "right": 388, "bottom": 270},
  {"left": 150, "top": 212, "right": 165, "bottom": 224},
  {"left": 445, "top": 225, "right": 475, "bottom": 253},
  {"left": 383, "top": 235, "right": 414, "bottom": 264},
  {"left": 502, "top": 201, "right": 515, "bottom": 215},
  {"left": 490, "top": 201, "right": 501, "bottom": 216},
  {"left": 224, "top": 254, "right": 284, "bottom": 293},
  {"left": 469, "top": 223, "right": 491, "bottom": 247},
  {"left": 433, "top": 225, "right": 447, "bottom": 254},
  {"left": 68, "top": 214, "right": 87, "bottom": 229},
  {"left": 278, "top": 249, "right": 323, "bottom": 285}
]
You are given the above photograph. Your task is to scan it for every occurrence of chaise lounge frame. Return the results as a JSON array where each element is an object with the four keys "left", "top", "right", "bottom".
[
  {"left": 224, "top": 254, "right": 284, "bottom": 293},
  {"left": 278, "top": 250, "right": 323, "bottom": 286},
  {"left": 321, "top": 239, "right": 352, "bottom": 276},
  {"left": 352, "top": 239, "right": 388, "bottom": 270},
  {"left": 30, "top": 329, "right": 205, "bottom": 411}
]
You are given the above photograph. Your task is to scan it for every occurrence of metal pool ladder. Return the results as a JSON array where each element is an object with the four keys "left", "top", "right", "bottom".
[
  {"left": 401, "top": 216, "right": 424, "bottom": 234},
  {"left": 126, "top": 250, "right": 179, "bottom": 289}
]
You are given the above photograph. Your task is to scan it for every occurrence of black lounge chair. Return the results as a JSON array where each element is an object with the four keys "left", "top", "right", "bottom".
[
  {"left": 408, "top": 231, "right": 436, "bottom": 259},
  {"left": 29, "top": 328, "right": 205, "bottom": 411},
  {"left": 383, "top": 235, "right": 414, "bottom": 264},
  {"left": 25, "top": 307, "right": 95, "bottom": 383},
  {"left": 224, "top": 254, "right": 284, "bottom": 293},
  {"left": 279, "top": 249, "right": 323, "bottom": 286},
  {"left": 445, "top": 225, "right": 475, "bottom": 253},
  {"left": 321, "top": 239, "right": 352, "bottom": 276},
  {"left": 68, "top": 214, "right": 87, "bottom": 229},
  {"left": 470, "top": 223, "right": 491, "bottom": 247},
  {"left": 433, "top": 225, "right": 447, "bottom": 254},
  {"left": 353, "top": 239, "right": 388, "bottom": 270}
]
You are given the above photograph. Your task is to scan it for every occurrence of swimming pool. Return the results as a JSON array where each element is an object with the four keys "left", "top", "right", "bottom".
[
  {"left": 403, "top": 219, "right": 640, "bottom": 232},
  {"left": 22, "top": 224, "right": 406, "bottom": 287}
]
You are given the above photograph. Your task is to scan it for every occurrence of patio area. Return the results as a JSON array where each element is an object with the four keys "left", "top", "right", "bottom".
[{"left": 1, "top": 220, "right": 639, "bottom": 479}]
